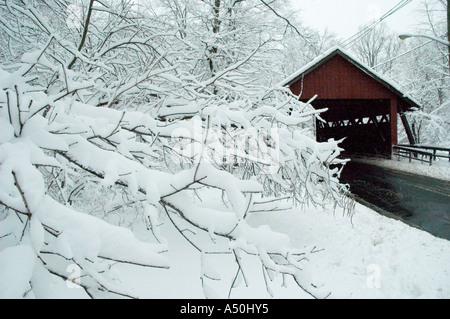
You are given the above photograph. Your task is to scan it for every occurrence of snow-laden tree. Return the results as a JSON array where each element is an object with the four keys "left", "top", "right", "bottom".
[
  {"left": 0, "top": 0, "right": 352, "bottom": 298},
  {"left": 381, "top": 0, "right": 449, "bottom": 146},
  {"left": 399, "top": 41, "right": 450, "bottom": 145}
]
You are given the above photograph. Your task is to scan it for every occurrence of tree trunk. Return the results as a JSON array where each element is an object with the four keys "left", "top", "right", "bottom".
[{"left": 208, "top": 0, "right": 221, "bottom": 93}]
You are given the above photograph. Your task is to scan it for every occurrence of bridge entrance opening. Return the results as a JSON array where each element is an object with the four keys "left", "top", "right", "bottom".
[{"left": 314, "top": 99, "right": 392, "bottom": 157}]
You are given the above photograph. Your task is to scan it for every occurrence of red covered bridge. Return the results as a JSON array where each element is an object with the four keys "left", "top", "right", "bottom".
[{"left": 281, "top": 47, "right": 418, "bottom": 158}]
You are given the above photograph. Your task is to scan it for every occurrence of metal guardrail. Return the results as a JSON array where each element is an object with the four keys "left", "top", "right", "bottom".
[
  {"left": 392, "top": 144, "right": 450, "bottom": 165},
  {"left": 411, "top": 144, "right": 450, "bottom": 162},
  {"left": 392, "top": 145, "right": 434, "bottom": 165}
]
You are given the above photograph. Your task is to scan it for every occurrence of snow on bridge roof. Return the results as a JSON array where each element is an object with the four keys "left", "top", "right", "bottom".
[{"left": 279, "top": 46, "right": 421, "bottom": 111}]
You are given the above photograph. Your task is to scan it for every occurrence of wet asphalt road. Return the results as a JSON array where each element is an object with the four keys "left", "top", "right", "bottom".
[{"left": 340, "top": 161, "right": 450, "bottom": 240}]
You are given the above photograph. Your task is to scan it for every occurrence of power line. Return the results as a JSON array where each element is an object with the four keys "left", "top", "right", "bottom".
[
  {"left": 339, "top": 0, "right": 413, "bottom": 48},
  {"left": 340, "top": 0, "right": 412, "bottom": 48},
  {"left": 373, "top": 39, "right": 435, "bottom": 69}
]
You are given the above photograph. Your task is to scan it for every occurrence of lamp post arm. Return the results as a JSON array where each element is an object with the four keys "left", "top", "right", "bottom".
[{"left": 399, "top": 34, "right": 450, "bottom": 47}]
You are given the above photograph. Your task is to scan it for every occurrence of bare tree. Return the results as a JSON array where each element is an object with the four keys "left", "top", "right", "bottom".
[{"left": 352, "top": 23, "right": 404, "bottom": 74}]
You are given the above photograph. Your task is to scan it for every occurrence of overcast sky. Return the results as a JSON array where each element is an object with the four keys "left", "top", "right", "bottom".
[{"left": 290, "top": 0, "right": 423, "bottom": 40}]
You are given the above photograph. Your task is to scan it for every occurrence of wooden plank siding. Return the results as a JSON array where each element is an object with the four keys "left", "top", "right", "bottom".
[{"left": 289, "top": 54, "right": 397, "bottom": 100}]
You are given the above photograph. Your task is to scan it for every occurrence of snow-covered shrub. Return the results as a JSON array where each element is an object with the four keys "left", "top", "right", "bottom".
[{"left": 0, "top": 0, "right": 352, "bottom": 298}]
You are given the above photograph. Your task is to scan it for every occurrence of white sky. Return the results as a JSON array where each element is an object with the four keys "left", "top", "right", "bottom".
[{"left": 290, "top": 0, "right": 424, "bottom": 40}]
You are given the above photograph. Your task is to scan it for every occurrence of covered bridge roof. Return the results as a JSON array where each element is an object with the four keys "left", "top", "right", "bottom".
[{"left": 279, "top": 46, "right": 421, "bottom": 112}]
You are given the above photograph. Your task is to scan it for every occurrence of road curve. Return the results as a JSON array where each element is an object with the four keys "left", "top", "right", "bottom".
[{"left": 340, "top": 161, "right": 450, "bottom": 240}]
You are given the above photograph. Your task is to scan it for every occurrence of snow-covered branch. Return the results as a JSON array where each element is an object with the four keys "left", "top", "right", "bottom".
[{"left": 0, "top": 0, "right": 353, "bottom": 299}]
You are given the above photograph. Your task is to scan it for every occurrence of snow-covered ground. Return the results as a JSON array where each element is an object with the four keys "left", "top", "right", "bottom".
[
  {"left": 113, "top": 158, "right": 450, "bottom": 299},
  {"left": 3, "top": 189, "right": 448, "bottom": 299},
  {"left": 116, "top": 201, "right": 450, "bottom": 299}
]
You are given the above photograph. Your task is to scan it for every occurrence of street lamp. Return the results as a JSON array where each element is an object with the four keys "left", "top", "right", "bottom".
[{"left": 398, "top": 33, "right": 450, "bottom": 47}]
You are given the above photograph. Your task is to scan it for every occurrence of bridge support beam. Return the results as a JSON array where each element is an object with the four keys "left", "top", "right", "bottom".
[{"left": 390, "top": 98, "right": 398, "bottom": 147}]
